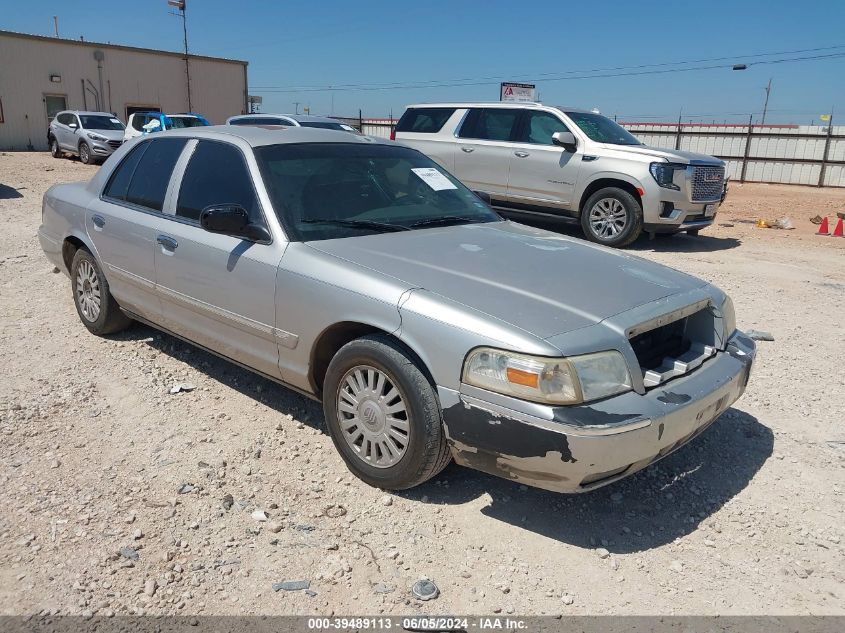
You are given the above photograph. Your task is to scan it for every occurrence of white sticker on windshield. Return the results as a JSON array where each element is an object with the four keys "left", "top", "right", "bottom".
[
  {"left": 412, "top": 167, "right": 457, "bottom": 191},
  {"left": 110, "top": 118, "right": 121, "bottom": 124}
]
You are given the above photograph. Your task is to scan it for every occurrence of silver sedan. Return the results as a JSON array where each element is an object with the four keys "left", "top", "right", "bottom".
[{"left": 38, "top": 126, "right": 755, "bottom": 493}]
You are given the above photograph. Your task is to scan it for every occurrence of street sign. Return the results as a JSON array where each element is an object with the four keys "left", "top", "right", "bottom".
[{"left": 500, "top": 82, "right": 536, "bottom": 103}]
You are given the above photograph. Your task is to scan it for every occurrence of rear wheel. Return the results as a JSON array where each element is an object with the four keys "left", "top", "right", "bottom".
[
  {"left": 580, "top": 187, "right": 643, "bottom": 248},
  {"left": 70, "top": 249, "right": 132, "bottom": 335},
  {"left": 322, "top": 334, "right": 450, "bottom": 490},
  {"left": 78, "top": 141, "right": 93, "bottom": 165}
]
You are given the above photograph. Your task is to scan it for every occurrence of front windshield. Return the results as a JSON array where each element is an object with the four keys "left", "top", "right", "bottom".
[
  {"left": 169, "top": 116, "right": 208, "bottom": 128},
  {"left": 254, "top": 143, "right": 500, "bottom": 242},
  {"left": 80, "top": 115, "right": 125, "bottom": 131},
  {"left": 564, "top": 111, "right": 641, "bottom": 146}
]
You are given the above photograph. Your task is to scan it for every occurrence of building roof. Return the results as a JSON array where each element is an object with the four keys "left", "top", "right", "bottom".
[{"left": 0, "top": 29, "right": 247, "bottom": 65}]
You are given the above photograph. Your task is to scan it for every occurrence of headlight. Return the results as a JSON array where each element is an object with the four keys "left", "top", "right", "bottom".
[
  {"left": 721, "top": 295, "right": 736, "bottom": 339},
  {"left": 462, "top": 348, "right": 632, "bottom": 405},
  {"left": 649, "top": 162, "right": 685, "bottom": 190},
  {"left": 86, "top": 132, "right": 108, "bottom": 142}
]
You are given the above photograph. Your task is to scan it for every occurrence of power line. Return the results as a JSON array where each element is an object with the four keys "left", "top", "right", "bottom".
[{"left": 251, "top": 45, "right": 845, "bottom": 94}]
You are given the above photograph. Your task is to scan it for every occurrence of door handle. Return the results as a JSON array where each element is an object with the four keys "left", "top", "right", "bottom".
[
  {"left": 92, "top": 214, "right": 105, "bottom": 229},
  {"left": 156, "top": 235, "right": 178, "bottom": 251},
  {"left": 461, "top": 147, "right": 475, "bottom": 153},
  {"left": 514, "top": 151, "right": 529, "bottom": 158}
]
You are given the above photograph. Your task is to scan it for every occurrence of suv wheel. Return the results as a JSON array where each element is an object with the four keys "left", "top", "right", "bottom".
[
  {"left": 580, "top": 187, "right": 643, "bottom": 248},
  {"left": 70, "top": 249, "right": 132, "bottom": 335},
  {"left": 50, "top": 137, "right": 61, "bottom": 158},
  {"left": 78, "top": 141, "right": 93, "bottom": 165},
  {"left": 322, "top": 334, "right": 451, "bottom": 490}
]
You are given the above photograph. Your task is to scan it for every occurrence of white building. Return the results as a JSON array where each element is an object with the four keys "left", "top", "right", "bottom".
[{"left": 0, "top": 30, "right": 248, "bottom": 150}]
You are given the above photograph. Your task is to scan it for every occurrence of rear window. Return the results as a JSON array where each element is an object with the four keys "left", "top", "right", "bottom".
[
  {"left": 230, "top": 117, "right": 289, "bottom": 126},
  {"left": 121, "top": 138, "right": 187, "bottom": 211},
  {"left": 395, "top": 108, "right": 456, "bottom": 134}
]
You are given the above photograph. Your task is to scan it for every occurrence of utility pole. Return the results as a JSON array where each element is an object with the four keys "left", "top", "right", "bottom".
[
  {"left": 761, "top": 78, "right": 772, "bottom": 125},
  {"left": 293, "top": 102, "right": 301, "bottom": 114},
  {"left": 168, "top": 0, "right": 192, "bottom": 112},
  {"left": 53, "top": 16, "right": 59, "bottom": 37}
]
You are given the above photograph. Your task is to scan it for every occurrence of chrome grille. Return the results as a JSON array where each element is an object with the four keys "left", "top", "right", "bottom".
[{"left": 690, "top": 165, "right": 725, "bottom": 202}]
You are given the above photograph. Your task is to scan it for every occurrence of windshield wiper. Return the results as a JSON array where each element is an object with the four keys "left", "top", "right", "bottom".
[
  {"left": 301, "top": 218, "right": 410, "bottom": 232},
  {"left": 409, "top": 215, "right": 485, "bottom": 228}
]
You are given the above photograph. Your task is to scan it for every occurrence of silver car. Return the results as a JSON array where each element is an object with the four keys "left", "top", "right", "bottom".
[
  {"left": 38, "top": 126, "right": 755, "bottom": 493},
  {"left": 48, "top": 111, "right": 126, "bottom": 164},
  {"left": 227, "top": 113, "right": 358, "bottom": 132}
]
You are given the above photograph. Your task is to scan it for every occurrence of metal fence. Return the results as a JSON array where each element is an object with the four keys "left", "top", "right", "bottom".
[{"left": 337, "top": 116, "right": 845, "bottom": 187}]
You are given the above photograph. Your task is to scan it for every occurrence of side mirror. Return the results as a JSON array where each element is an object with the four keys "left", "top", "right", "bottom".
[
  {"left": 199, "top": 205, "right": 270, "bottom": 242},
  {"left": 552, "top": 131, "right": 577, "bottom": 151},
  {"left": 69, "top": 122, "right": 78, "bottom": 129}
]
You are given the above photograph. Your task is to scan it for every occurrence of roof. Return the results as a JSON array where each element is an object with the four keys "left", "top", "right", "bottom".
[
  {"left": 60, "top": 110, "right": 117, "bottom": 116},
  {"left": 162, "top": 125, "right": 391, "bottom": 148},
  {"left": 228, "top": 113, "right": 342, "bottom": 123},
  {"left": 406, "top": 102, "right": 593, "bottom": 114},
  {"left": 0, "top": 29, "right": 247, "bottom": 65}
]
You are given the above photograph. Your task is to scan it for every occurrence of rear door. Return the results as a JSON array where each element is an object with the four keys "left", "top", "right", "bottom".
[
  {"left": 87, "top": 137, "right": 188, "bottom": 321},
  {"left": 505, "top": 109, "right": 582, "bottom": 211},
  {"left": 452, "top": 107, "right": 520, "bottom": 201},
  {"left": 153, "top": 139, "right": 284, "bottom": 379}
]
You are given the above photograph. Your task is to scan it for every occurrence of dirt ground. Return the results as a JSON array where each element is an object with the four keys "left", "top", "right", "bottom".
[{"left": 1, "top": 151, "right": 843, "bottom": 617}]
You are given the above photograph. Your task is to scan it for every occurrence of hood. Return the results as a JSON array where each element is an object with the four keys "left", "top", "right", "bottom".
[
  {"left": 307, "top": 221, "right": 706, "bottom": 339},
  {"left": 600, "top": 143, "right": 724, "bottom": 165},
  {"left": 88, "top": 128, "right": 126, "bottom": 141}
]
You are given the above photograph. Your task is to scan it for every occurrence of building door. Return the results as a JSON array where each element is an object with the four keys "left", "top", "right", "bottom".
[{"left": 44, "top": 94, "right": 67, "bottom": 125}]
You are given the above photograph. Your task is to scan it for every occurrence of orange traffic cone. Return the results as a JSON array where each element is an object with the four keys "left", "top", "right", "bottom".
[
  {"left": 833, "top": 218, "right": 845, "bottom": 238},
  {"left": 817, "top": 217, "right": 830, "bottom": 235}
]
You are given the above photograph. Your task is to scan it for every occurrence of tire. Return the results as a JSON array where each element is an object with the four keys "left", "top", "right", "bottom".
[
  {"left": 78, "top": 141, "right": 93, "bottom": 165},
  {"left": 580, "top": 187, "right": 643, "bottom": 248},
  {"left": 70, "top": 248, "right": 132, "bottom": 335},
  {"left": 49, "top": 137, "right": 61, "bottom": 158},
  {"left": 322, "top": 334, "right": 451, "bottom": 490},
  {"left": 687, "top": 229, "right": 700, "bottom": 236}
]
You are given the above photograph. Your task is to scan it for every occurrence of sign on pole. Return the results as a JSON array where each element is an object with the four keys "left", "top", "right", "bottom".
[
  {"left": 500, "top": 82, "right": 536, "bottom": 102},
  {"left": 820, "top": 114, "right": 831, "bottom": 122}
]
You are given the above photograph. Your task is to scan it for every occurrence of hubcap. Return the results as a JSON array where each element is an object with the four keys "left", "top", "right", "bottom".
[
  {"left": 75, "top": 260, "right": 101, "bottom": 322},
  {"left": 336, "top": 365, "right": 410, "bottom": 468},
  {"left": 80, "top": 145, "right": 89, "bottom": 162},
  {"left": 589, "top": 197, "right": 628, "bottom": 238}
]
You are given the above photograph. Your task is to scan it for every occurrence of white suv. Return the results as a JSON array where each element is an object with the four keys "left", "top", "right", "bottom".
[{"left": 394, "top": 103, "right": 727, "bottom": 247}]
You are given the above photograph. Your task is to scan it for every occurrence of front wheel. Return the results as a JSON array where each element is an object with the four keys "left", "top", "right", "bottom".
[
  {"left": 687, "top": 229, "right": 700, "bottom": 236},
  {"left": 580, "top": 187, "right": 643, "bottom": 248},
  {"left": 50, "top": 137, "right": 61, "bottom": 158},
  {"left": 78, "top": 141, "right": 93, "bottom": 165},
  {"left": 70, "top": 249, "right": 132, "bottom": 335},
  {"left": 322, "top": 334, "right": 450, "bottom": 490}
]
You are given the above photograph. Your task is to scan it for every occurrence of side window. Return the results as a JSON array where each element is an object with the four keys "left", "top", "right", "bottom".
[
  {"left": 131, "top": 115, "right": 147, "bottom": 131},
  {"left": 124, "top": 138, "right": 188, "bottom": 211},
  {"left": 176, "top": 140, "right": 262, "bottom": 224},
  {"left": 56, "top": 113, "right": 70, "bottom": 125},
  {"left": 458, "top": 108, "right": 520, "bottom": 141},
  {"left": 519, "top": 111, "right": 571, "bottom": 145},
  {"left": 103, "top": 143, "right": 149, "bottom": 200},
  {"left": 395, "top": 108, "right": 455, "bottom": 134}
]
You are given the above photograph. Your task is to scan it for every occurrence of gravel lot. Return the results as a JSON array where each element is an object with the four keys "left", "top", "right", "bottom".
[{"left": 1, "top": 151, "right": 843, "bottom": 617}]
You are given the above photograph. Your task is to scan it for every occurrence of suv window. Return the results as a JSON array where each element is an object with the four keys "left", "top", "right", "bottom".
[
  {"left": 131, "top": 115, "right": 149, "bottom": 131},
  {"left": 395, "top": 108, "right": 455, "bottom": 134},
  {"left": 106, "top": 138, "right": 187, "bottom": 211},
  {"left": 519, "top": 110, "right": 571, "bottom": 145},
  {"left": 458, "top": 108, "right": 520, "bottom": 141},
  {"left": 56, "top": 113, "right": 71, "bottom": 125},
  {"left": 176, "top": 140, "right": 262, "bottom": 223}
]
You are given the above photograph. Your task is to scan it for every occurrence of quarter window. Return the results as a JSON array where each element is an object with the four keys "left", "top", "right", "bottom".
[
  {"left": 176, "top": 140, "right": 262, "bottom": 223},
  {"left": 520, "top": 111, "right": 571, "bottom": 145},
  {"left": 105, "top": 138, "right": 186, "bottom": 211},
  {"left": 458, "top": 108, "right": 520, "bottom": 141}
]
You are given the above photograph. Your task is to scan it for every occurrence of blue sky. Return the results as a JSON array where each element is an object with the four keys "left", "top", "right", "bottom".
[{"left": 5, "top": 0, "right": 845, "bottom": 123}]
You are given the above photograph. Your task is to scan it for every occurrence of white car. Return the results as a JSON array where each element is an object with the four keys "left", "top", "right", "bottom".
[
  {"left": 227, "top": 113, "right": 358, "bottom": 132},
  {"left": 123, "top": 112, "right": 210, "bottom": 142}
]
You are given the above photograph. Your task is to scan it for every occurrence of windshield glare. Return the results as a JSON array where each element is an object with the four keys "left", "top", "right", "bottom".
[
  {"left": 255, "top": 143, "right": 500, "bottom": 241},
  {"left": 80, "top": 115, "right": 125, "bottom": 131},
  {"left": 564, "top": 111, "right": 641, "bottom": 146}
]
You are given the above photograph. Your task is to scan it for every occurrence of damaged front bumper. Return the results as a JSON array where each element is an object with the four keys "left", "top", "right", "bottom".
[{"left": 440, "top": 331, "right": 756, "bottom": 493}]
